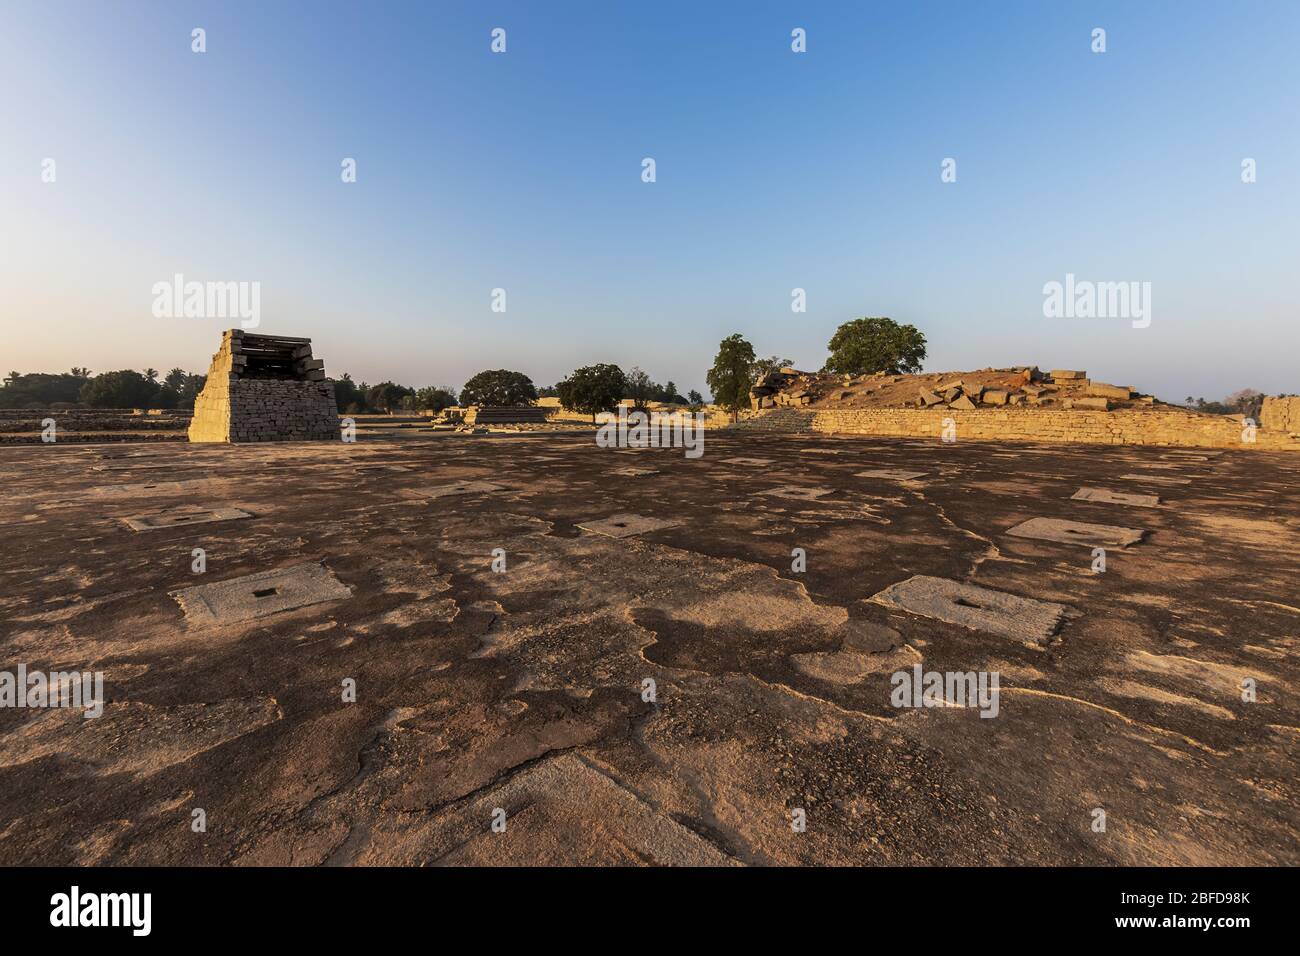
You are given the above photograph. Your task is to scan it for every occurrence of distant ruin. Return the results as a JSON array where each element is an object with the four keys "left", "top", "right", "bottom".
[{"left": 188, "top": 330, "right": 339, "bottom": 443}]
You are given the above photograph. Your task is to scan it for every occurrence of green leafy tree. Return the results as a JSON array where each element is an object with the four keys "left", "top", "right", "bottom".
[
  {"left": 706, "top": 333, "right": 756, "bottom": 421},
  {"left": 687, "top": 388, "right": 704, "bottom": 406},
  {"left": 0, "top": 372, "right": 91, "bottom": 408},
  {"left": 366, "top": 381, "right": 415, "bottom": 413},
  {"left": 333, "top": 373, "right": 363, "bottom": 413},
  {"left": 626, "top": 366, "right": 655, "bottom": 411},
  {"left": 460, "top": 369, "right": 537, "bottom": 407},
  {"left": 79, "top": 370, "right": 161, "bottom": 408},
  {"left": 750, "top": 355, "right": 794, "bottom": 380},
  {"left": 415, "top": 385, "right": 459, "bottom": 412},
  {"left": 823, "top": 317, "right": 926, "bottom": 376},
  {"left": 556, "top": 364, "right": 627, "bottom": 422}
]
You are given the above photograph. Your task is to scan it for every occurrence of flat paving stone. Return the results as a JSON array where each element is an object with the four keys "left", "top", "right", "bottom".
[
  {"left": 576, "top": 513, "right": 684, "bottom": 538},
  {"left": 856, "top": 469, "right": 925, "bottom": 481},
  {"left": 760, "top": 485, "right": 835, "bottom": 501},
  {"left": 90, "top": 479, "right": 213, "bottom": 497},
  {"left": 1071, "top": 487, "right": 1161, "bottom": 508},
  {"left": 172, "top": 561, "right": 352, "bottom": 627},
  {"left": 871, "top": 574, "right": 1069, "bottom": 644},
  {"left": 421, "top": 753, "right": 736, "bottom": 866},
  {"left": 122, "top": 507, "right": 253, "bottom": 532},
  {"left": 412, "top": 480, "right": 508, "bottom": 498},
  {"left": 1007, "top": 516, "right": 1145, "bottom": 547}
]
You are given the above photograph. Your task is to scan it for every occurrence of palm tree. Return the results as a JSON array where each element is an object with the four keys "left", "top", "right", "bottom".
[{"left": 144, "top": 368, "right": 159, "bottom": 383}]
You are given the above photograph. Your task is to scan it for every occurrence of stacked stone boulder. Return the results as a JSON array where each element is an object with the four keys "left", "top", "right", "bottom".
[
  {"left": 751, "top": 367, "right": 816, "bottom": 410},
  {"left": 188, "top": 330, "right": 339, "bottom": 443}
]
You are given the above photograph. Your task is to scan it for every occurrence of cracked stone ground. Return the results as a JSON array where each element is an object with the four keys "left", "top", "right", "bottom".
[{"left": 0, "top": 432, "right": 1297, "bottom": 865}]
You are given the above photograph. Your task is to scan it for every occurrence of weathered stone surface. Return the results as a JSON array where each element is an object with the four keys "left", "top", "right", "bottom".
[
  {"left": 1088, "top": 382, "right": 1135, "bottom": 400},
  {"left": 1065, "top": 397, "right": 1111, "bottom": 411},
  {"left": 856, "top": 469, "right": 925, "bottom": 481},
  {"left": 870, "top": 574, "right": 1069, "bottom": 644},
  {"left": 189, "top": 330, "right": 339, "bottom": 443},
  {"left": 1007, "top": 517, "right": 1145, "bottom": 547},
  {"left": 171, "top": 562, "right": 351, "bottom": 626},
  {"left": 948, "top": 394, "right": 976, "bottom": 410},
  {"left": 760, "top": 485, "right": 834, "bottom": 501},
  {"left": 412, "top": 480, "right": 507, "bottom": 499},
  {"left": 576, "top": 513, "right": 683, "bottom": 538},
  {"left": 1051, "top": 369, "right": 1087, "bottom": 380},
  {"left": 123, "top": 507, "right": 253, "bottom": 531},
  {"left": 981, "top": 389, "right": 1010, "bottom": 406},
  {"left": 1071, "top": 487, "right": 1161, "bottom": 508}
]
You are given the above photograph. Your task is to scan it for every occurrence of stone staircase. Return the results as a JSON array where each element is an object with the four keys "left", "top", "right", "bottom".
[{"left": 729, "top": 407, "right": 817, "bottom": 433}]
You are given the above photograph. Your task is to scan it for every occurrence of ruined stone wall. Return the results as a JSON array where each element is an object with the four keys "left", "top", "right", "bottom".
[
  {"left": 1261, "top": 396, "right": 1300, "bottom": 434},
  {"left": 805, "top": 407, "right": 1299, "bottom": 450},
  {"left": 226, "top": 380, "right": 338, "bottom": 441},
  {"left": 188, "top": 329, "right": 340, "bottom": 443}
]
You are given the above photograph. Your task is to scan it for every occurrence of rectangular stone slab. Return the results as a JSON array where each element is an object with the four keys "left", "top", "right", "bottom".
[
  {"left": 856, "top": 469, "right": 925, "bottom": 481},
  {"left": 1119, "top": 474, "right": 1191, "bottom": 485},
  {"left": 91, "top": 479, "right": 213, "bottom": 497},
  {"left": 122, "top": 507, "right": 253, "bottom": 531},
  {"left": 1071, "top": 487, "right": 1161, "bottom": 507},
  {"left": 172, "top": 562, "right": 351, "bottom": 626},
  {"left": 871, "top": 575, "right": 1069, "bottom": 644},
  {"left": 411, "top": 480, "right": 507, "bottom": 498},
  {"left": 1007, "top": 517, "right": 1145, "bottom": 547},
  {"left": 576, "top": 513, "right": 683, "bottom": 538},
  {"left": 760, "top": 486, "right": 834, "bottom": 501}
]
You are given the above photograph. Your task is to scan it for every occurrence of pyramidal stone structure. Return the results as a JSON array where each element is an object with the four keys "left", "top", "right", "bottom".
[{"left": 188, "top": 330, "right": 339, "bottom": 443}]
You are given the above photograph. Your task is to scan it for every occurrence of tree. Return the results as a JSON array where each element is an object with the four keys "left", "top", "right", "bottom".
[
  {"left": 79, "top": 370, "right": 161, "bottom": 408},
  {"left": 333, "top": 373, "right": 363, "bottom": 413},
  {"left": 751, "top": 355, "right": 794, "bottom": 380},
  {"left": 626, "top": 366, "right": 655, "bottom": 411},
  {"left": 706, "top": 333, "right": 757, "bottom": 421},
  {"left": 366, "top": 381, "right": 415, "bottom": 413},
  {"left": 687, "top": 388, "right": 704, "bottom": 406},
  {"left": 460, "top": 369, "right": 537, "bottom": 407},
  {"left": 0, "top": 372, "right": 92, "bottom": 408},
  {"left": 556, "top": 364, "right": 627, "bottom": 422},
  {"left": 823, "top": 317, "right": 926, "bottom": 376},
  {"left": 415, "top": 385, "right": 459, "bottom": 412}
]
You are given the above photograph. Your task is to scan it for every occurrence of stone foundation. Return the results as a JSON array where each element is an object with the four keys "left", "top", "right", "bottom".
[
  {"left": 739, "top": 406, "right": 1298, "bottom": 450},
  {"left": 189, "top": 330, "right": 339, "bottom": 443}
]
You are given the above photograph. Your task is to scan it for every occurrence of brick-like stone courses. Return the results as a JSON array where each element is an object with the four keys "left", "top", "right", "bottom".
[
  {"left": 188, "top": 330, "right": 339, "bottom": 443},
  {"left": 1261, "top": 396, "right": 1300, "bottom": 435},
  {"left": 799, "top": 407, "right": 1297, "bottom": 450}
]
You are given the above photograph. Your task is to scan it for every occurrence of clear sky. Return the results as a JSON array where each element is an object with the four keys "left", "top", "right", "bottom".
[{"left": 2, "top": 1, "right": 1296, "bottom": 401}]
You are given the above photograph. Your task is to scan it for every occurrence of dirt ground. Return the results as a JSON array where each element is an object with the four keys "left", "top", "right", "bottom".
[{"left": 0, "top": 431, "right": 1296, "bottom": 866}]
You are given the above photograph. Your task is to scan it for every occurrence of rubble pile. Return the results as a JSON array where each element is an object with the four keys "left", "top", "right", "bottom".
[{"left": 751, "top": 366, "right": 1160, "bottom": 414}]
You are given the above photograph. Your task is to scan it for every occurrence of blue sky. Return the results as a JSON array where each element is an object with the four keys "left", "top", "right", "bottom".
[{"left": 2, "top": 1, "right": 1296, "bottom": 401}]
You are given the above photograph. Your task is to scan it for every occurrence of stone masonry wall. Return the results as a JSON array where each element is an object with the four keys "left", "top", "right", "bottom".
[
  {"left": 804, "top": 407, "right": 1299, "bottom": 450},
  {"left": 188, "top": 330, "right": 340, "bottom": 443},
  {"left": 227, "top": 379, "right": 338, "bottom": 442},
  {"left": 1261, "top": 396, "right": 1300, "bottom": 435}
]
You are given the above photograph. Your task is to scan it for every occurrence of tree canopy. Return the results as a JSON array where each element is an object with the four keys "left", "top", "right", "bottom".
[
  {"left": 556, "top": 364, "right": 627, "bottom": 421},
  {"left": 706, "top": 333, "right": 757, "bottom": 419},
  {"left": 459, "top": 369, "right": 537, "bottom": 407},
  {"left": 823, "top": 317, "right": 926, "bottom": 376}
]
